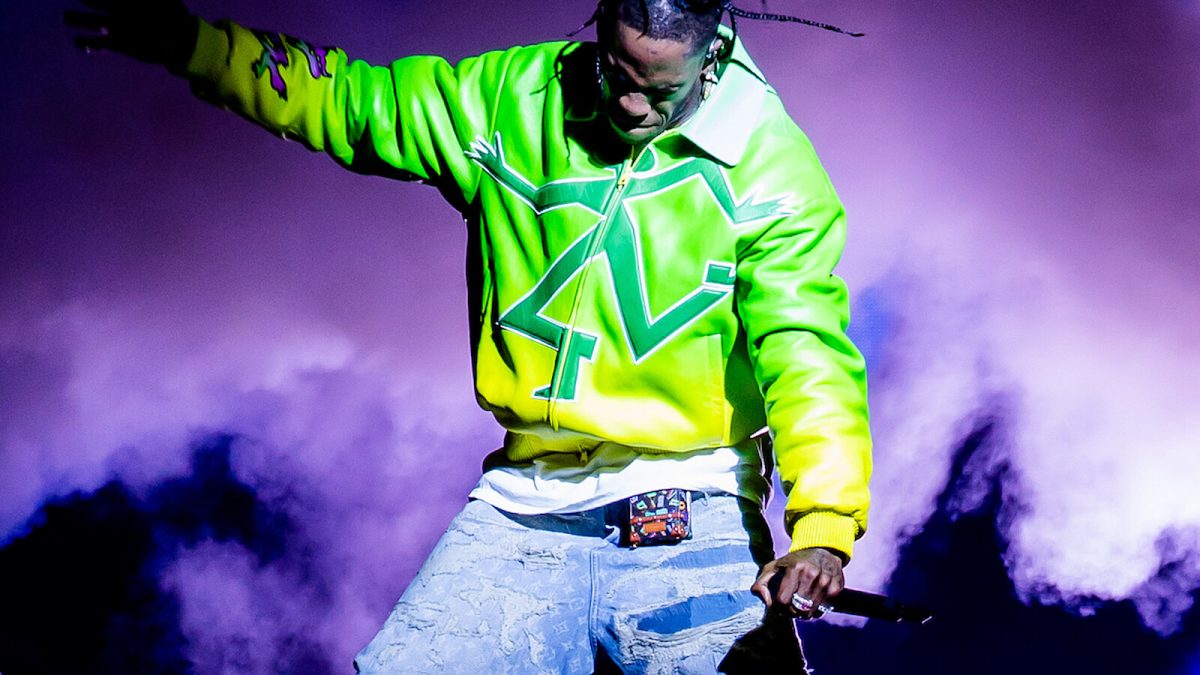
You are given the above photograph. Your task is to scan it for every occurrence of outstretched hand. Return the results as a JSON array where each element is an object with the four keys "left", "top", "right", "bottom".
[
  {"left": 64, "top": 0, "right": 198, "bottom": 69},
  {"left": 751, "top": 547, "right": 845, "bottom": 620}
]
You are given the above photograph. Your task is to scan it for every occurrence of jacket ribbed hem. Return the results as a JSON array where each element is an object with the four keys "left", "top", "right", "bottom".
[{"left": 788, "top": 511, "right": 859, "bottom": 562}]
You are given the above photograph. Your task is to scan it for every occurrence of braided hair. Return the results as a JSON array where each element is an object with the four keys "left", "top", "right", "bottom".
[{"left": 571, "top": 0, "right": 862, "bottom": 52}]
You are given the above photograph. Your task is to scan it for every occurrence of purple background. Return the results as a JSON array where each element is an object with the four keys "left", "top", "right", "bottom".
[{"left": 2, "top": 1, "right": 1199, "bottom": 672}]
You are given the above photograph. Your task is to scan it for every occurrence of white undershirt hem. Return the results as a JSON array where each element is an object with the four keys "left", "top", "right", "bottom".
[{"left": 469, "top": 442, "right": 771, "bottom": 515}]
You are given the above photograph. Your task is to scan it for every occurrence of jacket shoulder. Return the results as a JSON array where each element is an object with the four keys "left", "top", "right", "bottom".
[
  {"left": 457, "top": 40, "right": 579, "bottom": 82},
  {"left": 737, "top": 98, "right": 839, "bottom": 202}
]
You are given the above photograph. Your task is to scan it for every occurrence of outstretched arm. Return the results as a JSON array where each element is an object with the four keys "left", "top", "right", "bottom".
[
  {"left": 65, "top": 0, "right": 198, "bottom": 71},
  {"left": 65, "top": 1, "right": 504, "bottom": 206}
]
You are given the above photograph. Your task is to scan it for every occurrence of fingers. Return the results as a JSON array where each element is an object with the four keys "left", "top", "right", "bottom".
[
  {"left": 752, "top": 558, "right": 815, "bottom": 617},
  {"left": 753, "top": 550, "right": 846, "bottom": 621},
  {"left": 796, "top": 564, "right": 844, "bottom": 619},
  {"left": 796, "top": 564, "right": 837, "bottom": 615},
  {"left": 65, "top": 10, "right": 110, "bottom": 54},
  {"left": 828, "top": 570, "right": 845, "bottom": 599},
  {"left": 779, "top": 560, "right": 818, "bottom": 618},
  {"left": 780, "top": 558, "right": 841, "bottom": 620},
  {"left": 73, "top": 34, "right": 113, "bottom": 54},
  {"left": 750, "top": 563, "right": 781, "bottom": 609},
  {"left": 752, "top": 560, "right": 820, "bottom": 619}
]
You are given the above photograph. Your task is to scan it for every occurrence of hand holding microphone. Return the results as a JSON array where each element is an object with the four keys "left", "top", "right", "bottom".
[{"left": 754, "top": 547, "right": 933, "bottom": 623}]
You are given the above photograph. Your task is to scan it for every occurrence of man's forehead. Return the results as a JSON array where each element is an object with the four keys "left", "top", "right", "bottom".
[{"left": 604, "top": 20, "right": 703, "bottom": 78}]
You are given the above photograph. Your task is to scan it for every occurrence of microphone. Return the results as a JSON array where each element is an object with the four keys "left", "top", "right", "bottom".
[
  {"left": 814, "top": 588, "right": 934, "bottom": 624},
  {"left": 768, "top": 574, "right": 933, "bottom": 624},
  {"left": 717, "top": 583, "right": 932, "bottom": 672}
]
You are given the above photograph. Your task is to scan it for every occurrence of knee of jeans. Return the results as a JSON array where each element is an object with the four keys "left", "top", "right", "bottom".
[{"left": 605, "top": 591, "right": 762, "bottom": 672}]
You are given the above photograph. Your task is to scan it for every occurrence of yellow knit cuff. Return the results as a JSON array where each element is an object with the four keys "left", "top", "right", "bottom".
[{"left": 788, "top": 511, "right": 859, "bottom": 562}]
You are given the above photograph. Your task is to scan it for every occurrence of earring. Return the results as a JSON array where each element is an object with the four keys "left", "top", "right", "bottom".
[
  {"left": 701, "top": 69, "right": 719, "bottom": 100},
  {"left": 705, "top": 36, "right": 724, "bottom": 63},
  {"left": 701, "top": 39, "right": 722, "bottom": 100}
]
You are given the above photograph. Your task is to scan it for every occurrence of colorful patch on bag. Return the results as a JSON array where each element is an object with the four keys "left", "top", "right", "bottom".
[{"left": 627, "top": 489, "right": 691, "bottom": 547}]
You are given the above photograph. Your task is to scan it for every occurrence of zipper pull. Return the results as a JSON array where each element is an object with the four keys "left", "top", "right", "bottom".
[
  {"left": 616, "top": 162, "right": 631, "bottom": 188},
  {"left": 616, "top": 148, "right": 636, "bottom": 188}
]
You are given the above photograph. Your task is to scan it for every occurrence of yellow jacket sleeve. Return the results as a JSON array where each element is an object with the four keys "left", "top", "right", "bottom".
[
  {"left": 737, "top": 190, "right": 872, "bottom": 561},
  {"left": 181, "top": 18, "right": 511, "bottom": 207}
]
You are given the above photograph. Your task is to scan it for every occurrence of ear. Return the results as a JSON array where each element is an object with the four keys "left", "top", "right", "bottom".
[{"left": 704, "top": 36, "right": 726, "bottom": 64}]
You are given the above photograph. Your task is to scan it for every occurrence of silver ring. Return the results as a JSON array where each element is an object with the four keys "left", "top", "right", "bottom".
[
  {"left": 791, "top": 593, "right": 814, "bottom": 611},
  {"left": 791, "top": 593, "right": 833, "bottom": 615}
]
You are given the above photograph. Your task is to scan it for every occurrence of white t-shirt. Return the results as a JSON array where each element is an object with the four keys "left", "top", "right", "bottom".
[{"left": 469, "top": 440, "right": 772, "bottom": 515}]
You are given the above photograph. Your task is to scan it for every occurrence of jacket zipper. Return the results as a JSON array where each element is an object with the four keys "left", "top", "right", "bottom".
[{"left": 546, "top": 144, "right": 646, "bottom": 429}]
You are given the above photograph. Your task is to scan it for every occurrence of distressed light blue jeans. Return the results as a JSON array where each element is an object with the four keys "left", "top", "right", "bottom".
[{"left": 354, "top": 493, "right": 804, "bottom": 674}]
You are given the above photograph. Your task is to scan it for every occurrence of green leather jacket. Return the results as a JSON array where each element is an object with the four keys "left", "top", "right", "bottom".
[{"left": 183, "top": 18, "right": 872, "bottom": 558}]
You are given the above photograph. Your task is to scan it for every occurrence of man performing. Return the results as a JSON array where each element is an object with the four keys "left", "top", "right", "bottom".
[{"left": 67, "top": 0, "right": 873, "bottom": 671}]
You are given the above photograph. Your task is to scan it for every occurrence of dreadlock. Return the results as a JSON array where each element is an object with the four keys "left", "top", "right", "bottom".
[
  {"left": 724, "top": 4, "right": 864, "bottom": 38},
  {"left": 569, "top": 0, "right": 863, "bottom": 47}
]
